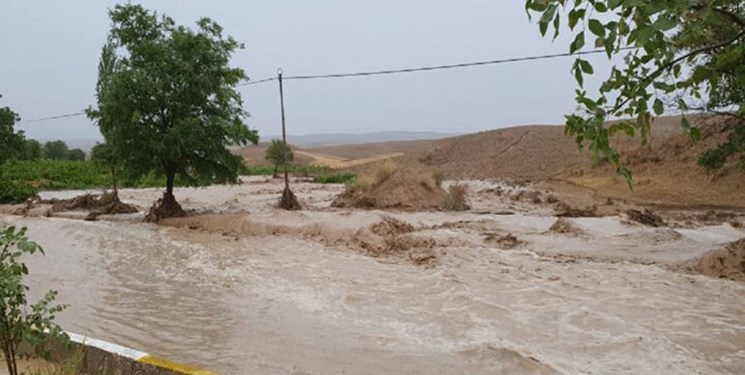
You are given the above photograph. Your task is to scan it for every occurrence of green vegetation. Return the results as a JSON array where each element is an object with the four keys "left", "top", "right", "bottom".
[
  {"left": 313, "top": 173, "right": 356, "bottom": 184},
  {"left": 88, "top": 4, "right": 258, "bottom": 218},
  {"left": 265, "top": 139, "right": 294, "bottom": 174},
  {"left": 0, "top": 180, "right": 38, "bottom": 204},
  {"left": 41, "top": 141, "right": 70, "bottom": 161},
  {"left": 239, "top": 164, "right": 355, "bottom": 184},
  {"left": 0, "top": 96, "right": 24, "bottom": 165},
  {"left": 0, "top": 160, "right": 354, "bottom": 197},
  {"left": 525, "top": 0, "right": 745, "bottom": 185},
  {"left": 0, "top": 226, "right": 68, "bottom": 375}
]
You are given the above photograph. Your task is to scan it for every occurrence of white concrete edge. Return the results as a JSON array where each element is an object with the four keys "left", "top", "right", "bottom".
[{"left": 66, "top": 331, "right": 147, "bottom": 361}]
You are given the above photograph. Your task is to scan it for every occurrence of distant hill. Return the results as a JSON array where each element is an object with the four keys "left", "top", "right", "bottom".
[{"left": 261, "top": 131, "right": 459, "bottom": 147}]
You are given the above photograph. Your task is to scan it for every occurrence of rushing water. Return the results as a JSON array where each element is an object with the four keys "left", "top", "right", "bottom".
[{"left": 4, "top": 210, "right": 745, "bottom": 374}]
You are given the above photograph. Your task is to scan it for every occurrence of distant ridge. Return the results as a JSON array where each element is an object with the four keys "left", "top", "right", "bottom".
[{"left": 262, "top": 131, "right": 459, "bottom": 147}]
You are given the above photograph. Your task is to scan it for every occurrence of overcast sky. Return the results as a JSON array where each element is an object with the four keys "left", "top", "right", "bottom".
[{"left": 0, "top": 1, "right": 613, "bottom": 141}]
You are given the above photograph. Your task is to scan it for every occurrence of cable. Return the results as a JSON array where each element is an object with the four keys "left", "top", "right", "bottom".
[
  {"left": 18, "top": 111, "right": 86, "bottom": 124},
  {"left": 238, "top": 77, "right": 277, "bottom": 86},
  {"left": 241, "top": 47, "right": 632, "bottom": 85},
  {"left": 18, "top": 47, "right": 633, "bottom": 122}
]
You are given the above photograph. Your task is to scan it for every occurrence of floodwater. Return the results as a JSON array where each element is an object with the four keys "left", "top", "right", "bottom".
[{"left": 3, "top": 179, "right": 745, "bottom": 374}]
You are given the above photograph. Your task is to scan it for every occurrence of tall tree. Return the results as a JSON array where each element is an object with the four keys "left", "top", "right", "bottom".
[
  {"left": 20, "top": 139, "right": 41, "bottom": 161},
  {"left": 89, "top": 4, "right": 258, "bottom": 218},
  {"left": 41, "top": 140, "right": 70, "bottom": 161},
  {"left": 67, "top": 148, "right": 86, "bottom": 162},
  {"left": 0, "top": 97, "right": 23, "bottom": 164},
  {"left": 265, "top": 139, "right": 294, "bottom": 175},
  {"left": 525, "top": 0, "right": 745, "bottom": 185}
]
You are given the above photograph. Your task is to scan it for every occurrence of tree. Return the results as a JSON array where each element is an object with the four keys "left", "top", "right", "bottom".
[
  {"left": 20, "top": 139, "right": 41, "bottom": 161},
  {"left": 88, "top": 4, "right": 259, "bottom": 219},
  {"left": 0, "top": 226, "right": 67, "bottom": 375},
  {"left": 67, "top": 148, "right": 86, "bottom": 162},
  {"left": 265, "top": 139, "right": 294, "bottom": 174},
  {"left": 0, "top": 97, "right": 24, "bottom": 164},
  {"left": 42, "top": 140, "right": 70, "bottom": 161},
  {"left": 525, "top": 0, "right": 745, "bottom": 185},
  {"left": 91, "top": 142, "right": 120, "bottom": 196}
]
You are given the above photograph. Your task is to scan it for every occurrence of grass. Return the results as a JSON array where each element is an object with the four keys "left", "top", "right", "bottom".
[
  {"left": 238, "top": 164, "right": 356, "bottom": 184},
  {"left": 0, "top": 160, "right": 357, "bottom": 194},
  {"left": 348, "top": 160, "right": 398, "bottom": 194}
]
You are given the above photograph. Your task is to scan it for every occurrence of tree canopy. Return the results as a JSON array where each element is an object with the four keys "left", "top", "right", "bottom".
[
  {"left": 0, "top": 98, "right": 23, "bottom": 164},
  {"left": 41, "top": 140, "right": 70, "bottom": 161},
  {"left": 525, "top": 0, "right": 745, "bottom": 184},
  {"left": 265, "top": 139, "right": 294, "bottom": 174},
  {"left": 88, "top": 4, "right": 259, "bottom": 216}
]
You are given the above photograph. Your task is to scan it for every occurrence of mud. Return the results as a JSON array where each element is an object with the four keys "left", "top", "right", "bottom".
[{"left": 2, "top": 178, "right": 745, "bottom": 374}]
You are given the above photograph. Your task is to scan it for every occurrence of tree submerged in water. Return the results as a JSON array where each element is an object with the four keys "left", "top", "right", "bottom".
[{"left": 88, "top": 4, "right": 259, "bottom": 221}]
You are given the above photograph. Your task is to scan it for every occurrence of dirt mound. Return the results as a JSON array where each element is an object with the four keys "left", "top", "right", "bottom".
[
  {"left": 40, "top": 193, "right": 138, "bottom": 218},
  {"left": 278, "top": 186, "right": 302, "bottom": 210},
  {"left": 548, "top": 217, "right": 585, "bottom": 236},
  {"left": 332, "top": 168, "right": 446, "bottom": 210},
  {"left": 484, "top": 233, "right": 525, "bottom": 249},
  {"left": 555, "top": 203, "right": 599, "bottom": 218},
  {"left": 684, "top": 238, "right": 745, "bottom": 281},
  {"left": 627, "top": 209, "right": 666, "bottom": 227},
  {"left": 146, "top": 194, "right": 185, "bottom": 222},
  {"left": 370, "top": 216, "right": 415, "bottom": 236}
]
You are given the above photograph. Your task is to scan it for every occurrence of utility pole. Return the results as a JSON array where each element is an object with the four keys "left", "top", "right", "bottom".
[
  {"left": 276, "top": 68, "right": 300, "bottom": 210},
  {"left": 278, "top": 68, "right": 289, "bottom": 191}
]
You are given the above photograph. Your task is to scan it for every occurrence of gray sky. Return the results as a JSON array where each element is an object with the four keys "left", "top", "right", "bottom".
[{"left": 1, "top": 1, "right": 613, "bottom": 142}]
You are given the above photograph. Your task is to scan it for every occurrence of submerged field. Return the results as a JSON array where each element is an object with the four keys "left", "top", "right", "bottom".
[{"left": 1, "top": 176, "right": 744, "bottom": 374}]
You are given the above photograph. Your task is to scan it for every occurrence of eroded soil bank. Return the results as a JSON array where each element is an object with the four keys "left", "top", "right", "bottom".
[{"left": 2, "top": 177, "right": 745, "bottom": 374}]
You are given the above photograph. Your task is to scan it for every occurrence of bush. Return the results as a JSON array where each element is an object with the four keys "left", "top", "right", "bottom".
[
  {"left": 443, "top": 184, "right": 470, "bottom": 211},
  {"left": 314, "top": 173, "right": 356, "bottom": 184},
  {"left": 0, "top": 226, "right": 68, "bottom": 375},
  {"left": 0, "top": 180, "right": 38, "bottom": 203}
]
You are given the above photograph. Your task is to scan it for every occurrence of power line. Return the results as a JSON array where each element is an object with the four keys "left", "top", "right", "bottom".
[
  {"left": 240, "top": 47, "right": 630, "bottom": 85},
  {"left": 19, "top": 47, "right": 631, "bottom": 122},
  {"left": 18, "top": 111, "right": 86, "bottom": 124}
]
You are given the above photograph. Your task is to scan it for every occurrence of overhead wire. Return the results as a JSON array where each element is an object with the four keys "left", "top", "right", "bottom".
[
  {"left": 240, "top": 47, "right": 631, "bottom": 85},
  {"left": 18, "top": 47, "right": 631, "bottom": 123}
]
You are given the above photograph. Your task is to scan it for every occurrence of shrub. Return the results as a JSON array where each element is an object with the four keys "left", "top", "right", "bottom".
[
  {"left": 0, "top": 226, "right": 68, "bottom": 375},
  {"left": 0, "top": 180, "right": 38, "bottom": 203},
  {"left": 314, "top": 173, "right": 356, "bottom": 184},
  {"left": 443, "top": 184, "right": 470, "bottom": 211}
]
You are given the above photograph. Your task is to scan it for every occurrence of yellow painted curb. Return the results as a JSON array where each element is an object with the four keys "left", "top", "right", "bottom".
[{"left": 139, "top": 355, "right": 216, "bottom": 375}]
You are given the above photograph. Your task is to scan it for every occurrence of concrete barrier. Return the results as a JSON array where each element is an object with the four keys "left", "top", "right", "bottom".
[{"left": 33, "top": 332, "right": 216, "bottom": 375}]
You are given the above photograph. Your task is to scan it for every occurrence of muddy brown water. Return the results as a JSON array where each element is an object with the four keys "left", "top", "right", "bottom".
[{"left": 3, "top": 180, "right": 745, "bottom": 374}]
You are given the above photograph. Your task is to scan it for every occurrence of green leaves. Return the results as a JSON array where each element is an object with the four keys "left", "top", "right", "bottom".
[
  {"left": 570, "top": 32, "right": 585, "bottom": 54},
  {"left": 588, "top": 19, "right": 606, "bottom": 37},
  {"left": 525, "top": 0, "right": 745, "bottom": 188},
  {"left": 653, "top": 98, "right": 664, "bottom": 115},
  {"left": 0, "top": 225, "right": 68, "bottom": 373},
  {"left": 91, "top": 4, "right": 260, "bottom": 201}
]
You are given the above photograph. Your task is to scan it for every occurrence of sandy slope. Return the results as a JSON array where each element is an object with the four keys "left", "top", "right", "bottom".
[{"left": 279, "top": 115, "right": 745, "bottom": 208}]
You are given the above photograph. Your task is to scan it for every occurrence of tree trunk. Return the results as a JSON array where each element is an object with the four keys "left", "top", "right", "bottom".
[
  {"left": 165, "top": 168, "right": 176, "bottom": 199},
  {"left": 145, "top": 167, "right": 184, "bottom": 222},
  {"left": 111, "top": 166, "right": 118, "bottom": 198}
]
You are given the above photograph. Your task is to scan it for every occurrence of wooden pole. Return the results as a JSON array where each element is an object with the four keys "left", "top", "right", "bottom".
[{"left": 278, "top": 69, "right": 289, "bottom": 190}]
